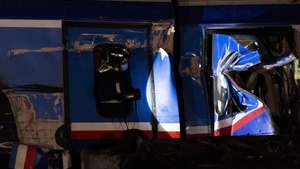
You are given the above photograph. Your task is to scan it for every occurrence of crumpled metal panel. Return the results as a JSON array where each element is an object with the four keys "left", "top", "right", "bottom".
[{"left": 213, "top": 34, "right": 279, "bottom": 136}]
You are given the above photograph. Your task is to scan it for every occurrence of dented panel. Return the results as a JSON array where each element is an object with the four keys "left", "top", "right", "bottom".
[
  {"left": 212, "top": 29, "right": 298, "bottom": 136},
  {"left": 213, "top": 34, "right": 276, "bottom": 136}
]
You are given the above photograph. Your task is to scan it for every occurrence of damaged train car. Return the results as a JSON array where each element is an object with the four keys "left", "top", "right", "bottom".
[
  {"left": 180, "top": 25, "right": 300, "bottom": 137},
  {"left": 210, "top": 27, "right": 298, "bottom": 136},
  {"left": 0, "top": 19, "right": 180, "bottom": 169},
  {"left": 0, "top": 0, "right": 300, "bottom": 169}
]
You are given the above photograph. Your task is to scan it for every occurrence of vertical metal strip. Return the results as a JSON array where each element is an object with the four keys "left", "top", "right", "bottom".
[
  {"left": 204, "top": 31, "right": 214, "bottom": 135},
  {"left": 62, "top": 21, "right": 71, "bottom": 149},
  {"left": 172, "top": 0, "right": 187, "bottom": 139},
  {"left": 148, "top": 25, "right": 158, "bottom": 139}
]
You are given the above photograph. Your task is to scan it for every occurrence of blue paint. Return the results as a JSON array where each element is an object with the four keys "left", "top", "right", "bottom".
[
  {"left": 27, "top": 94, "right": 64, "bottom": 121},
  {"left": 212, "top": 34, "right": 251, "bottom": 74},
  {"left": 0, "top": 28, "right": 63, "bottom": 87},
  {"left": 179, "top": 5, "right": 300, "bottom": 24},
  {"left": 67, "top": 26, "right": 152, "bottom": 123},
  {"left": 233, "top": 112, "right": 275, "bottom": 136},
  {"left": 147, "top": 49, "right": 179, "bottom": 123},
  {"left": 0, "top": 1, "right": 173, "bottom": 21},
  {"left": 180, "top": 25, "right": 211, "bottom": 128}
]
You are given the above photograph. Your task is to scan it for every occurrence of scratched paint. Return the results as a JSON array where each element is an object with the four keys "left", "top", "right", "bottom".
[{"left": 3, "top": 90, "right": 64, "bottom": 149}]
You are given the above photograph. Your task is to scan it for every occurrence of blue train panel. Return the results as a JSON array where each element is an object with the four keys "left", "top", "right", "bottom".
[
  {"left": 0, "top": 20, "right": 65, "bottom": 149},
  {"left": 0, "top": 20, "right": 63, "bottom": 88},
  {"left": 66, "top": 23, "right": 180, "bottom": 140},
  {"left": 180, "top": 25, "right": 211, "bottom": 136},
  {"left": 148, "top": 48, "right": 180, "bottom": 138}
]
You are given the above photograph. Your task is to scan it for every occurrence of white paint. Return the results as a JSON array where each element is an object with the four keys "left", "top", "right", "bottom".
[
  {"left": 0, "top": 20, "right": 62, "bottom": 28},
  {"left": 15, "top": 145, "right": 28, "bottom": 169},
  {"left": 159, "top": 48, "right": 169, "bottom": 60},
  {"left": 72, "top": 122, "right": 181, "bottom": 132},
  {"left": 158, "top": 123, "right": 180, "bottom": 131},
  {"left": 71, "top": 122, "right": 152, "bottom": 131}
]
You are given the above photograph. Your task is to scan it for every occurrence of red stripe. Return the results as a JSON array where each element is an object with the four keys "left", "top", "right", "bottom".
[
  {"left": 24, "top": 146, "right": 36, "bottom": 169},
  {"left": 232, "top": 107, "right": 266, "bottom": 132},
  {"left": 158, "top": 131, "right": 180, "bottom": 139},
  {"left": 71, "top": 131, "right": 181, "bottom": 140},
  {"left": 214, "top": 126, "right": 232, "bottom": 136},
  {"left": 214, "top": 107, "right": 267, "bottom": 136},
  {"left": 186, "top": 134, "right": 211, "bottom": 139}
]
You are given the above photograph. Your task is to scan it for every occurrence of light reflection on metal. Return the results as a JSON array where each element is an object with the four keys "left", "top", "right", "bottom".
[
  {"left": 146, "top": 48, "right": 180, "bottom": 132},
  {"left": 263, "top": 53, "right": 296, "bottom": 70},
  {"left": 213, "top": 34, "right": 284, "bottom": 136}
]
